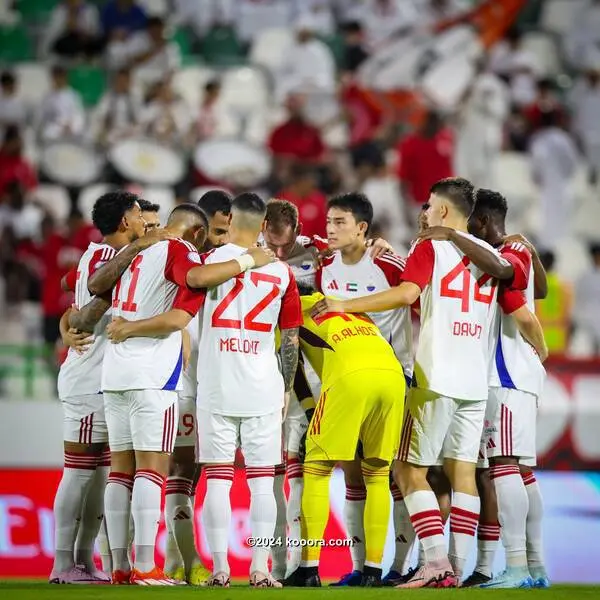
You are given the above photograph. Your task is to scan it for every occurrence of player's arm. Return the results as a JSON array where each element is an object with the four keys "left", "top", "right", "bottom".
[
  {"left": 182, "top": 328, "right": 191, "bottom": 371},
  {"left": 503, "top": 233, "right": 548, "bottom": 299},
  {"left": 106, "top": 309, "right": 192, "bottom": 343},
  {"left": 87, "top": 229, "right": 173, "bottom": 296},
  {"left": 68, "top": 296, "right": 111, "bottom": 333},
  {"left": 418, "top": 226, "right": 514, "bottom": 280},
  {"left": 61, "top": 268, "right": 77, "bottom": 292},
  {"left": 294, "top": 357, "right": 316, "bottom": 417},
  {"left": 60, "top": 307, "right": 93, "bottom": 353},
  {"left": 185, "top": 246, "right": 276, "bottom": 288}
]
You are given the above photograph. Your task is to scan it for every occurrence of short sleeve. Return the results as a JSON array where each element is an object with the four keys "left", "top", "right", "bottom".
[
  {"left": 88, "top": 247, "right": 116, "bottom": 279},
  {"left": 279, "top": 266, "right": 303, "bottom": 329},
  {"left": 309, "top": 235, "right": 328, "bottom": 252},
  {"left": 501, "top": 244, "right": 531, "bottom": 291},
  {"left": 374, "top": 254, "right": 406, "bottom": 287},
  {"left": 164, "top": 240, "right": 202, "bottom": 287},
  {"left": 401, "top": 240, "right": 434, "bottom": 290},
  {"left": 172, "top": 286, "right": 206, "bottom": 317},
  {"left": 498, "top": 285, "right": 526, "bottom": 315}
]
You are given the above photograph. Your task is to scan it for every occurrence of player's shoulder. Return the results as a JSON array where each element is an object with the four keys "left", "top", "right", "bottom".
[
  {"left": 500, "top": 240, "right": 532, "bottom": 259},
  {"left": 168, "top": 238, "right": 198, "bottom": 253},
  {"left": 373, "top": 252, "right": 406, "bottom": 273}
]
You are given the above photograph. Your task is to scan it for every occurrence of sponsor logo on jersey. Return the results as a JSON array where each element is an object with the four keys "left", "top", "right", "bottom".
[
  {"left": 346, "top": 282, "right": 358, "bottom": 292},
  {"left": 327, "top": 280, "right": 339, "bottom": 290},
  {"left": 301, "top": 261, "right": 313, "bottom": 271},
  {"left": 367, "top": 285, "right": 376, "bottom": 291}
]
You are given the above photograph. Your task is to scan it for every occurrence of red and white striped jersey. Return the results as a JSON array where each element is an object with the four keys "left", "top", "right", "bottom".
[
  {"left": 102, "top": 239, "right": 205, "bottom": 392},
  {"left": 58, "top": 242, "right": 116, "bottom": 398},
  {"left": 403, "top": 234, "right": 508, "bottom": 401},
  {"left": 490, "top": 242, "right": 546, "bottom": 397},
  {"left": 196, "top": 243, "right": 303, "bottom": 417},
  {"left": 316, "top": 250, "right": 413, "bottom": 376}
]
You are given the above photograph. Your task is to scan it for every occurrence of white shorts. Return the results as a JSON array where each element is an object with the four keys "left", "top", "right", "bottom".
[
  {"left": 197, "top": 409, "right": 283, "bottom": 467},
  {"left": 398, "top": 388, "right": 485, "bottom": 465},
  {"left": 284, "top": 394, "right": 308, "bottom": 454},
  {"left": 175, "top": 395, "right": 197, "bottom": 449},
  {"left": 104, "top": 389, "right": 178, "bottom": 453},
  {"left": 483, "top": 387, "right": 537, "bottom": 461},
  {"left": 61, "top": 393, "right": 108, "bottom": 444}
]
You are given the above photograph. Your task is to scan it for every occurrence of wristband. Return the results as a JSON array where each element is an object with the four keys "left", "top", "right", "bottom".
[{"left": 235, "top": 254, "right": 255, "bottom": 272}]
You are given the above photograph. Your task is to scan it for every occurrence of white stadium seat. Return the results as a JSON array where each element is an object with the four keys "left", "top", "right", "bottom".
[
  {"left": 141, "top": 187, "right": 176, "bottom": 225},
  {"left": 541, "top": 0, "right": 586, "bottom": 36},
  {"left": 34, "top": 184, "right": 71, "bottom": 222},
  {"left": 249, "top": 27, "right": 294, "bottom": 74},
  {"left": 138, "top": 0, "right": 169, "bottom": 17},
  {"left": 15, "top": 63, "right": 50, "bottom": 108},
  {"left": 522, "top": 32, "right": 561, "bottom": 76},
  {"left": 172, "top": 66, "right": 217, "bottom": 110},
  {"left": 78, "top": 184, "right": 114, "bottom": 222},
  {"left": 220, "top": 66, "right": 270, "bottom": 114}
]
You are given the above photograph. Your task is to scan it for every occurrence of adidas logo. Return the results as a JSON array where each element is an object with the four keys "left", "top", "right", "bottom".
[
  {"left": 327, "top": 280, "right": 339, "bottom": 290},
  {"left": 395, "top": 534, "right": 408, "bottom": 543},
  {"left": 173, "top": 510, "right": 190, "bottom": 521}
]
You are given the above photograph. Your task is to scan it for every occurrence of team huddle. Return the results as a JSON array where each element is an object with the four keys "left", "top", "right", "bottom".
[{"left": 49, "top": 177, "right": 550, "bottom": 589}]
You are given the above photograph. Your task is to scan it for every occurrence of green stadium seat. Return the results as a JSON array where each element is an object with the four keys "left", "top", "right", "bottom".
[
  {"left": 16, "top": 0, "right": 59, "bottom": 23},
  {"left": 68, "top": 66, "right": 106, "bottom": 107},
  {"left": 0, "top": 24, "right": 33, "bottom": 61},
  {"left": 320, "top": 33, "right": 345, "bottom": 69},
  {"left": 200, "top": 26, "right": 244, "bottom": 66}
]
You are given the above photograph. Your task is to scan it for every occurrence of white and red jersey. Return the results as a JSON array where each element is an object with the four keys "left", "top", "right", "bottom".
[
  {"left": 403, "top": 234, "right": 512, "bottom": 401},
  {"left": 58, "top": 242, "right": 116, "bottom": 398},
  {"left": 196, "top": 243, "right": 303, "bottom": 417},
  {"left": 316, "top": 250, "right": 414, "bottom": 376},
  {"left": 490, "top": 242, "right": 546, "bottom": 397},
  {"left": 102, "top": 239, "right": 204, "bottom": 392},
  {"left": 181, "top": 313, "right": 199, "bottom": 400}
]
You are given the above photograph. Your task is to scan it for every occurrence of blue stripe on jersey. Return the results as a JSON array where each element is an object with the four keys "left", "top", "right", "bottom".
[
  {"left": 495, "top": 334, "right": 516, "bottom": 389},
  {"left": 163, "top": 345, "right": 183, "bottom": 391}
]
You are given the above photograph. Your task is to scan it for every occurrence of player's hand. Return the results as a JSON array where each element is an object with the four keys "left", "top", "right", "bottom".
[
  {"left": 366, "top": 237, "right": 395, "bottom": 258},
  {"left": 62, "top": 328, "right": 94, "bottom": 354},
  {"left": 503, "top": 233, "right": 535, "bottom": 254},
  {"left": 316, "top": 247, "right": 334, "bottom": 267},
  {"left": 282, "top": 391, "right": 291, "bottom": 422},
  {"left": 106, "top": 317, "right": 132, "bottom": 343},
  {"left": 311, "top": 297, "right": 344, "bottom": 319},
  {"left": 246, "top": 246, "right": 277, "bottom": 267},
  {"left": 416, "top": 226, "right": 454, "bottom": 241},
  {"left": 134, "top": 228, "right": 175, "bottom": 250}
]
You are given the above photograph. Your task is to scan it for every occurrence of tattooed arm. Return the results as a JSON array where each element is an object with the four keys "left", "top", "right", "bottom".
[
  {"left": 68, "top": 296, "right": 111, "bottom": 333},
  {"left": 280, "top": 327, "right": 300, "bottom": 393}
]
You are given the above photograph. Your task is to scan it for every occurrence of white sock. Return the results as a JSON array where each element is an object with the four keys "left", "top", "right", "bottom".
[
  {"left": 271, "top": 467, "right": 287, "bottom": 579},
  {"left": 75, "top": 464, "right": 109, "bottom": 571},
  {"left": 476, "top": 521, "right": 500, "bottom": 577},
  {"left": 202, "top": 465, "right": 234, "bottom": 575},
  {"left": 390, "top": 481, "right": 415, "bottom": 573},
  {"left": 247, "top": 467, "right": 277, "bottom": 575},
  {"left": 449, "top": 492, "right": 480, "bottom": 578},
  {"left": 105, "top": 471, "right": 133, "bottom": 573},
  {"left": 131, "top": 469, "right": 165, "bottom": 573},
  {"left": 165, "top": 476, "right": 200, "bottom": 572},
  {"left": 417, "top": 541, "right": 425, "bottom": 567},
  {"left": 286, "top": 459, "right": 303, "bottom": 577},
  {"left": 97, "top": 517, "right": 112, "bottom": 573},
  {"left": 164, "top": 528, "right": 183, "bottom": 574},
  {"left": 522, "top": 471, "right": 546, "bottom": 574},
  {"left": 52, "top": 453, "right": 98, "bottom": 573},
  {"left": 404, "top": 491, "right": 448, "bottom": 565},
  {"left": 127, "top": 513, "right": 134, "bottom": 565},
  {"left": 344, "top": 485, "right": 366, "bottom": 572},
  {"left": 490, "top": 464, "right": 528, "bottom": 569}
]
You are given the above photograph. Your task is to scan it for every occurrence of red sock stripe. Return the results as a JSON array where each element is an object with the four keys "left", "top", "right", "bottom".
[
  {"left": 501, "top": 404, "right": 514, "bottom": 457},
  {"left": 398, "top": 412, "right": 413, "bottom": 462},
  {"left": 287, "top": 460, "right": 303, "bottom": 479},
  {"left": 108, "top": 471, "right": 134, "bottom": 490},
  {"left": 390, "top": 481, "right": 403, "bottom": 501},
  {"left": 274, "top": 463, "right": 286, "bottom": 477},
  {"left": 490, "top": 464, "right": 521, "bottom": 480},
  {"left": 246, "top": 466, "right": 275, "bottom": 479},
  {"left": 478, "top": 522, "right": 501, "bottom": 541},
  {"left": 135, "top": 469, "right": 165, "bottom": 489},
  {"left": 161, "top": 403, "right": 176, "bottom": 453},
  {"left": 165, "top": 476, "right": 193, "bottom": 496},
  {"left": 450, "top": 507, "right": 479, "bottom": 536},
  {"left": 64, "top": 451, "right": 98, "bottom": 470},
  {"left": 521, "top": 471, "right": 537, "bottom": 486},
  {"left": 345, "top": 484, "right": 367, "bottom": 501},
  {"left": 78, "top": 413, "right": 95, "bottom": 445},
  {"left": 410, "top": 510, "right": 444, "bottom": 539},
  {"left": 98, "top": 448, "right": 111, "bottom": 467},
  {"left": 205, "top": 465, "right": 234, "bottom": 481}
]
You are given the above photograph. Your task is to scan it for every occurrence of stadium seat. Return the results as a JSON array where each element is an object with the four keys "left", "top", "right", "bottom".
[
  {"left": 141, "top": 187, "right": 176, "bottom": 224},
  {"left": 172, "top": 65, "right": 216, "bottom": 109},
  {"left": 494, "top": 152, "right": 537, "bottom": 207},
  {"left": 171, "top": 28, "right": 193, "bottom": 62},
  {"left": 68, "top": 66, "right": 106, "bottom": 107},
  {"left": 34, "top": 184, "right": 71, "bottom": 223},
  {"left": 220, "top": 66, "right": 269, "bottom": 113},
  {"left": 15, "top": 0, "right": 58, "bottom": 23},
  {"left": 138, "top": 0, "right": 169, "bottom": 17},
  {"left": 249, "top": 27, "right": 293, "bottom": 74},
  {"left": 78, "top": 184, "right": 114, "bottom": 222},
  {"left": 0, "top": 23, "right": 33, "bottom": 61},
  {"left": 320, "top": 32, "right": 345, "bottom": 69},
  {"left": 522, "top": 32, "right": 561, "bottom": 76},
  {"left": 555, "top": 237, "right": 589, "bottom": 282},
  {"left": 200, "top": 26, "right": 244, "bottom": 67},
  {"left": 15, "top": 63, "right": 50, "bottom": 107},
  {"left": 541, "top": 0, "right": 586, "bottom": 36}
]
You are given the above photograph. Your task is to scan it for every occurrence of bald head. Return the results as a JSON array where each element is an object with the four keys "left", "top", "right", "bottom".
[
  {"left": 231, "top": 193, "right": 267, "bottom": 233},
  {"left": 167, "top": 203, "right": 208, "bottom": 249}
]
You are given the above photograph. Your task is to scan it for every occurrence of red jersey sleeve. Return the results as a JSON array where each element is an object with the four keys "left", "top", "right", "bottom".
[
  {"left": 401, "top": 240, "right": 434, "bottom": 290},
  {"left": 497, "top": 285, "right": 527, "bottom": 315},
  {"left": 314, "top": 254, "right": 335, "bottom": 293},
  {"left": 374, "top": 254, "right": 406, "bottom": 287},
  {"left": 63, "top": 267, "right": 77, "bottom": 292},
  {"left": 279, "top": 265, "right": 303, "bottom": 329},
  {"left": 164, "top": 239, "right": 202, "bottom": 287},
  {"left": 172, "top": 286, "right": 205, "bottom": 316},
  {"left": 88, "top": 246, "right": 116, "bottom": 279},
  {"left": 309, "top": 235, "right": 328, "bottom": 252},
  {"left": 500, "top": 243, "right": 531, "bottom": 291}
]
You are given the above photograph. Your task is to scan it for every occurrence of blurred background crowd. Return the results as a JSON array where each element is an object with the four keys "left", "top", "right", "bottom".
[{"left": 1, "top": 0, "right": 600, "bottom": 398}]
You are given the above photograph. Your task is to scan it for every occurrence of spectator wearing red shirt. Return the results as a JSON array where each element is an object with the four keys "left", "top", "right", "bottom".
[
  {"left": 397, "top": 112, "right": 454, "bottom": 225},
  {"left": 0, "top": 126, "right": 37, "bottom": 197},
  {"left": 67, "top": 208, "right": 102, "bottom": 251},
  {"left": 278, "top": 164, "right": 327, "bottom": 238},
  {"left": 523, "top": 78, "right": 566, "bottom": 133}
]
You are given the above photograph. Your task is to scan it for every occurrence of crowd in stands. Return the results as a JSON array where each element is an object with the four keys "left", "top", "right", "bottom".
[{"left": 0, "top": 0, "right": 599, "bottom": 360}]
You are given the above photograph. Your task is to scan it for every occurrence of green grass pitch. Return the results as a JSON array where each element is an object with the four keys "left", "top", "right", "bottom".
[{"left": 1, "top": 581, "right": 599, "bottom": 599}]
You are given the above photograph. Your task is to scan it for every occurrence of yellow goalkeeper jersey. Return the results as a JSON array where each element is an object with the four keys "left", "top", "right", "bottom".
[{"left": 299, "top": 293, "right": 403, "bottom": 391}]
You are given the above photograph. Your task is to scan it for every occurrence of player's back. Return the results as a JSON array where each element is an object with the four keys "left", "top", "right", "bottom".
[
  {"left": 102, "top": 239, "right": 199, "bottom": 392},
  {"left": 414, "top": 234, "right": 500, "bottom": 400},
  {"left": 490, "top": 242, "right": 546, "bottom": 396},
  {"left": 197, "top": 243, "right": 300, "bottom": 417},
  {"left": 299, "top": 293, "right": 403, "bottom": 391},
  {"left": 58, "top": 242, "right": 115, "bottom": 398}
]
